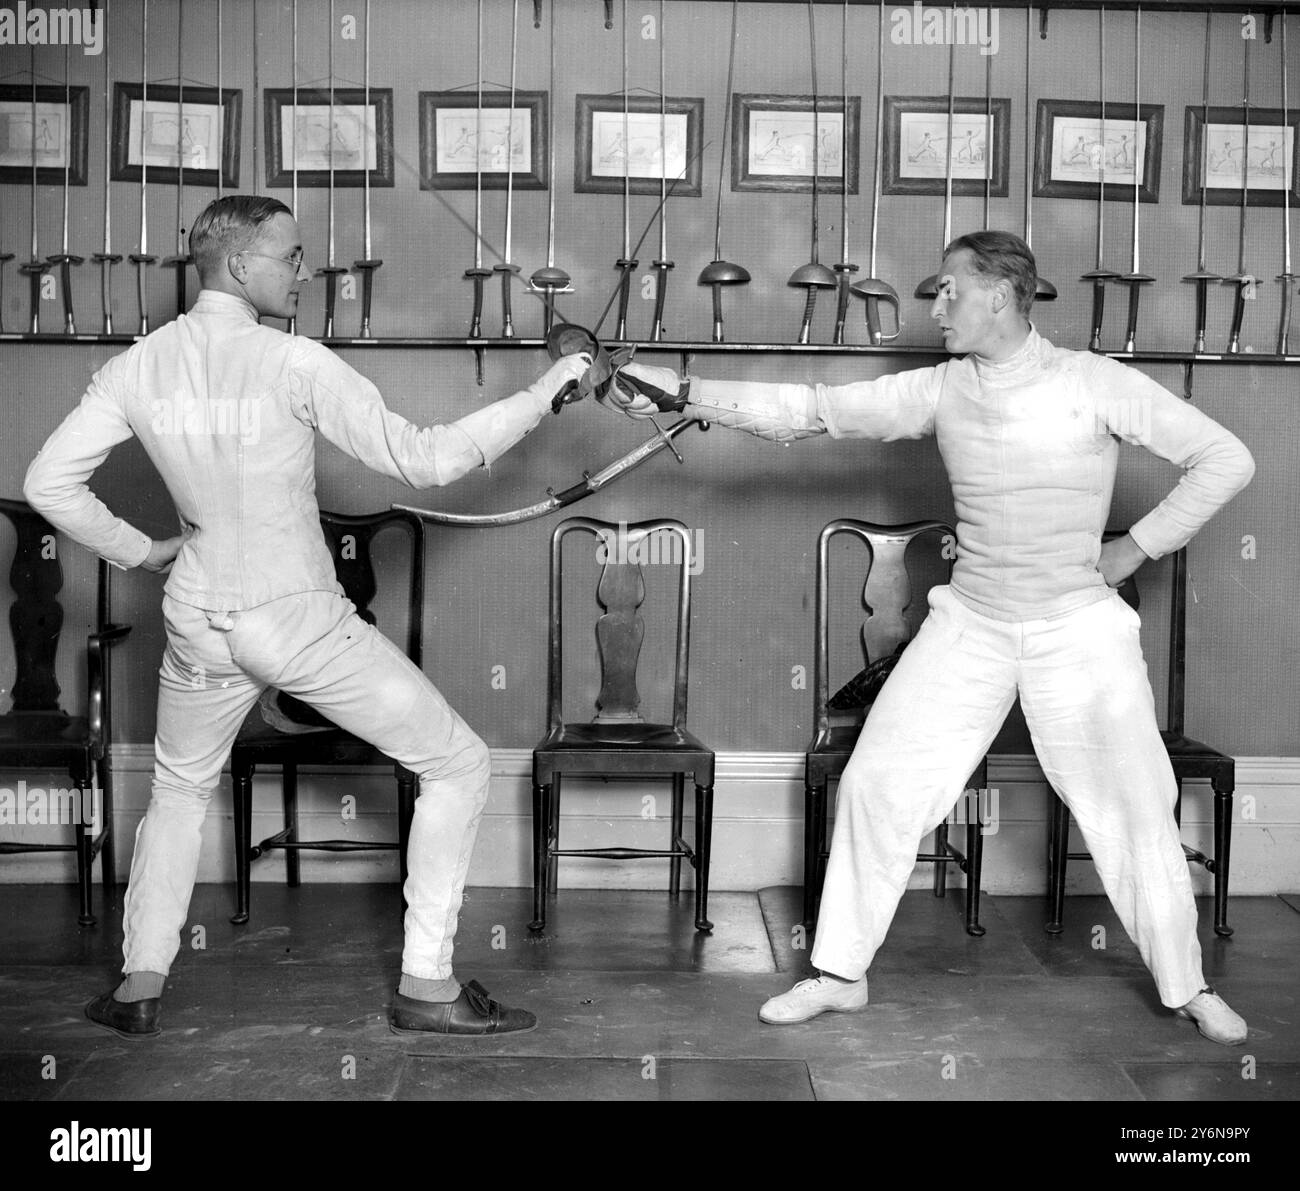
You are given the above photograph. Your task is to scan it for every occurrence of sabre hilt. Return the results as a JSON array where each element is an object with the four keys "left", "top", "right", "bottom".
[
  {"left": 832, "top": 263, "right": 859, "bottom": 345},
  {"left": 698, "top": 259, "right": 750, "bottom": 344},
  {"left": 318, "top": 265, "right": 347, "bottom": 339},
  {"left": 92, "top": 252, "right": 121, "bottom": 335},
  {"left": 1181, "top": 268, "right": 1219, "bottom": 355},
  {"left": 529, "top": 266, "right": 573, "bottom": 338},
  {"left": 1277, "top": 273, "right": 1299, "bottom": 355},
  {"left": 650, "top": 260, "right": 674, "bottom": 342},
  {"left": 852, "top": 277, "right": 902, "bottom": 346},
  {"left": 0, "top": 253, "right": 13, "bottom": 333},
  {"left": 614, "top": 258, "right": 637, "bottom": 340},
  {"left": 464, "top": 265, "right": 490, "bottom": 386},
  {"left": 354, "top": 259, "right": 383, "bottom": 339},
  {"left": 162, "top": 252, "right": 192, "bottom": 320},
  {"left": 1114, "top": 273, "right": 1154, "bottom": 353},
  {"left": 1081, "top": 269, "right": 1117, "bottom": 352},
  {"left": 495, "top": 262, "right": 521, "bottom": 338},
  {"left": 48, "top": 253, "right": 84, "bottom": 335},
  {"left": 19, "top": 259, "right": 49, "bottom": 335},
  {"left": 1223, "top": 273, "right": 1253, "bottom": 354},
  {"left": 128, "top": 253, "right": 155, "bottom": 335}
]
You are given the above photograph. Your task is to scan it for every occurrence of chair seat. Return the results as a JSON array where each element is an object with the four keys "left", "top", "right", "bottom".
[
  {"left": 0, "top": 713, "right": 93, "bottom": 767},
  {"left": 233, "top": 722, "right": 402, "bottom": 769},
  {"left": 1161, "top": 730, "right": 1234, "bottom": 778},
  {"left": 534, "top": 722, "right": 714, "bottom": 781}
]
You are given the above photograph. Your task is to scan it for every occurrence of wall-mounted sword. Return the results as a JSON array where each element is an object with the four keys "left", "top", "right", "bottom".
[
  {"left": 1024, "top": 6, "right": 1056, "bottom": 299},
  {"left": 47, "top": 42, "right": 83, "bottom": 335},
  {"left": 1182, "top": 11, "right": 1219, "bottom": 355},
  {"left": 1223, "top": 27, "right": 1253, "bottom": 354},
  {"left": 353, "top": 0, "right": 381, "bottom": 338},
  {"left": 831, "top": 0, "right": 857, "bottom": 345},
  {"left": 789, "top": 0, "right": 836, "bottom": 343},
  {"left": 1112, "top": 4, "right": 1152, "bottom": 352},
  {"left": 649, "top": 0, "right": 673, "bottom": 343},
  {"left": 1276, "top": 12, "right": 1296, "bottom": 355},
  {"left": 129, "top": 0, "right": 156, "bottom": 335},
  {"left": 1082, "top": 5, "right": 1116, "bottom": 348},
  {"left": 161, "top": 0, "right": 192, "bottom": 320},
  {"left": 851, "top": 0, "right": 900, "bottom": 345},
  {"left": 494, "top": 0, "right": 523, "bottom": 338},
  {"left": 613, "top": 0, "right": 638, "bottom": 341},
  {"left": 697, "top": 0, "right": 749, "bottom": 343},
  {"left": 529, "top": 0, "right": 572, "bottom": 337},
  {"left": 19, "top": 47, "right": 50, "bottom": 334},
  {"left": 91, "top": 0, "right": 119, "bottom": 335},
  {"left": 915, "top": 6, "right": 956, "bottom": 300},
  {"left": 464, "top": 0, "right": 489, "bottom": 381},
  {"left": 318, "top": 0, "right": 347, "bottom": 338}
]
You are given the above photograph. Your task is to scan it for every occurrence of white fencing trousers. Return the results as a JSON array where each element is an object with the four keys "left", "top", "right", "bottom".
[
  {"left": 122, "top": 591, "right": 491, "bottom": 982},
  {"left": 810, "top": 584, "right": 1206, "bottom": 1009}
]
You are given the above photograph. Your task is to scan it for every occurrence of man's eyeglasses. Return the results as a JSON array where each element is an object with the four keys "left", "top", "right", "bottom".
[{"left": 242, "top": 250, "right": 306, "bottom": 270}]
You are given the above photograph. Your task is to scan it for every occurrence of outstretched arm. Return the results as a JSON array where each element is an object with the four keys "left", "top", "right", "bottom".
[
  {"left": 610, "top": 360, "right": 947, "bottom": 444},
  {"left": 292, "top": 342, "right": 591, "bottom": 488}
]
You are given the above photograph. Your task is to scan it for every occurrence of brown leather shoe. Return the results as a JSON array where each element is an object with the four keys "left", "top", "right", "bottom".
[
  {"left": 388, "top": 980, "right": 537, "bottom": 1036},
  {"left": 85, "top": 992, "right": 161, "bottom": 1040}
]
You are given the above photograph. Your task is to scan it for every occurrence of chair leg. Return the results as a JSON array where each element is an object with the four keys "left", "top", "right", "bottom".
[
  {"left": 74, "top": 816, "right": 94, "bottom": 927},
  {"left": 693, "top": 783, "right": 714, "bottom": 933},
  {"left": 97, "top": 755, "right": 116, "bottom": 906},
  {"left": 283, "top": 763, "right": 300, "bottom": 888},
  {"left": 1210, "top": 778, "right": 1234, "bottom": 938},
  {"left": 529, "top": 782, "right": 550, "bottom": 932},
  {"left": 802, "top": 781, "right": 824, "bottom": 929},
  {"left": 547, "top": 774, "right": 562, "bottom": 896},
  {"left": 965, "top": 788, "right": 986, "bottom": 937},
  {"left": 231, "top": 762, "right": 253, "bottom": 925},
  {"left": 933, "top": 818, "right": 949, "bottom": 897},
  {"left": 1046, "top": 793, "right": 1069, "bottom": 935},
  {"left": 669, "top": 773, "right": 685, "bottom": 896}
]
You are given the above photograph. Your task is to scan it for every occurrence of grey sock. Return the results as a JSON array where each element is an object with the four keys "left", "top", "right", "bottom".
[
  {"left": 398, "top": 973, "right": 461, "bottom": 1003},
  {"left": 113, "top": 971, "right": 166, "bottom": 1002}
]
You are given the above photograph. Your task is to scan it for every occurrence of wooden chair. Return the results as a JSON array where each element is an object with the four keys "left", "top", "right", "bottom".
[
  {"left": 229, "top": 509, "right": 424, "bottom": 925},
  {"left": 804, "top": 519, "right": 989, "bottom": 933},
  {"left": 530, "top": 517, "right": 716, "bottom": 934},
  {"left": 0, "top": 498, "right": 131, "bottom": 925},
  {"left": 1046, "top": 541, "right": 1235, "bottom": 937}
]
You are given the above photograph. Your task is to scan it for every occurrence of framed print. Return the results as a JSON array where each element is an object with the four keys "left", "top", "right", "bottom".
[
  {"left": 1033, "top": 99, "right": 1163, "bottom": 202},
  {"left": 0, "top": 85, "right": 89, "bottom": 185},
  {"left": 417, "top": 90, "right": 547, "bottom": 190},
  {"left": 1183, "top": 105, "right": 1299, "bottom": 207},
  {"left": 264, "top": 88, "right": 393, "bottom": 188},
  {"left": 574, "top": 94, "right": 703, "bottom": 197},
  {"left": 731, "top": 94, "right": 861, "bottom": 193},
  {"left": 112, "top": 83, "right": 241, "bottom": 187},
  {"left": 882, "top": 96, "right": 1011, "bottom": 197}
]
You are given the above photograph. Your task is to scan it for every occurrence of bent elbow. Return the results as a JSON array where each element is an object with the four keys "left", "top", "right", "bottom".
[
  {"left": 1233, "top": 443, "right": 1256, "bottom": 493},
  {"left": 21, "top": 460, "right": 53, "bottom": 514}
]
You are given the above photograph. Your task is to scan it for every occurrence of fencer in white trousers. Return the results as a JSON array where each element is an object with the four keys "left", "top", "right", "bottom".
[
  {"left": 23, "top": 195, "right": 592, "bottom": 1039},
  {"left": 613, "top": 231, "right": 1255, "bottom": 1045}
]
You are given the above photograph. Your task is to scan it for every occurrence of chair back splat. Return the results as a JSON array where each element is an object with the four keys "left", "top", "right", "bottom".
[{"left": 1, "top": 499, "right": 66, "bottom": 716}]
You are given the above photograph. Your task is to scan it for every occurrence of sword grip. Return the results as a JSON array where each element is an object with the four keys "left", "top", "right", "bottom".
[
  {"left": 1123, "top": 285, "right": 1143, "bottom": 353},
  {"left": 355, "top": 261, "right": 382, "bottom": 339},
  {"left": 499, "top": 268, "right": 515, "bottom": 338},
  {"left": 0, "top": 255, "right": 11, "bottom": 334},
  {"left": 323, "top": 273, "right": 338, "bottom": 339},
  {"left": 797, "top": 288, "right": 817, "bottom": 345},
  {"left": 96, "top": 259, "right": 117, "bottom": 335},
  {"left": 468, "top": 276, "right": 485, "bottom": 338},
  {"left": 174, "top": 264, "right": 187, "bottom": 319},
  {"left": 1194, "top": 280, "right": 1209, "bottom": 355},
  {"left": 58, "top": 259, "right": 76, "bottom": 334},
  {"left": 1089, "top": 280, "right": 1107, "bottom": 352},
  {"left": 615, "top": 261, "right": 636, "bottom": 340},
  {"left": 28, "top": 269, "right": 43, "bottom": 335},
  {"left": 710, "top": 284, "right": 725, "bottom": 344},
  {"left": 1227, "top": 285, "right": 1247, "bottom": 354},
  {"left": 833, "top": 274, "right": 851, "bottom": 345},
  {"left": 651, "top": 263, "right": 672, "bottom": 342},
  {"left": 1278, "top": 282, "right": 1296, "bottom": 356}
]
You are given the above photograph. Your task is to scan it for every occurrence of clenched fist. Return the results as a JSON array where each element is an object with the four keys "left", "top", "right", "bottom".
[{"left": 607, "top": 362, "right": 690, "bottom": 420}]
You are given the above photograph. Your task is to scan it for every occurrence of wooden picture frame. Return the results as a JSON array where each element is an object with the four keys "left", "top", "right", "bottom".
[
  {"left": 731, "top": 94, "right": 861, "bottom": 194},
  {"left": 111, "top": 83, "right": 241, "bottom": 187},
  {"left": 0, "top": 85, "right": 89, "bottom": 185},
  {"left": 1182, "top": 105, "right": 1299, "bottom": 207},
  {"left": 574, "top": 94, "right": 703, "bottom": 197},
  {"left": 1033, "top": 99, "right": 1164, "bottom": 203},
  {"left": 417, "top": 90, "right": 547, "bottom": 190},
  {"left": 264, "top": 88, "right": 393, "bottom": 189},
  {"left": 882, "top": 95, "right": 1011, "bottom": 197}
]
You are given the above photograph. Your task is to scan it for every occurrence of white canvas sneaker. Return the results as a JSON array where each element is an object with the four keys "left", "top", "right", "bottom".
[
  {"left": 1175, "top": 988, "right": 1248, "bottom": 1046},
  {"left": 758, "top": 974, "right": 870, "bottom": 1025}
]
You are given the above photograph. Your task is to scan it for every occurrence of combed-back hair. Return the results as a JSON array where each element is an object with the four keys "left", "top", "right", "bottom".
[
  {"left": 189, "top": 195, "right": 294, "bottom": 281},
  {"left": 942, "top": 230, "right": 1038, "bottom": 316}
]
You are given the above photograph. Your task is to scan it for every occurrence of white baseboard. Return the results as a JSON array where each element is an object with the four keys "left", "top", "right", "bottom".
[{"left": 1, "top": 747, "right": 1297, "bottom": 895}]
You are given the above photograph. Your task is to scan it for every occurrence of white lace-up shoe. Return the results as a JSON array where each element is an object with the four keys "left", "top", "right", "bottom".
[
  {"left": 758, "top": 974, "right": 870, "bottom": 1025},
  {"left": 1175, "top": 987, "right": 1248, "bottom": 1045}
]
